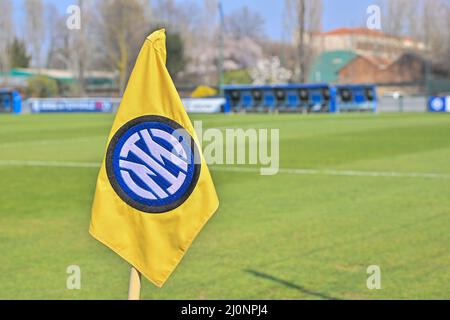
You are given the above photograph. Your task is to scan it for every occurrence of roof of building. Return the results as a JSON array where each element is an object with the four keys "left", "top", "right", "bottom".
[
  {"left": 357, "top": 55, "right": 393, "bottom": 69},
  {"left": 317, "top": 27, "right": 415, "bottom": 42},
  {"left": 309, "top": 50, "right": 357, "bottom": 83},
  {"left": 322, "top": 27, "right": 386, "bottom": 37},
  {"left": 0, "top": 68, "right": 116, "bottom": 87},
  {"left": 339, "top": 52, "right": 424, "bottom": 73},
  {"left": 12, "top": 68, "right": 115, "bottom": 80}
]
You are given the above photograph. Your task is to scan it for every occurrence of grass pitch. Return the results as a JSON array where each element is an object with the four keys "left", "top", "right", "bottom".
[{"left": 0, "top": 112, "right": 449, "bottom": 300}]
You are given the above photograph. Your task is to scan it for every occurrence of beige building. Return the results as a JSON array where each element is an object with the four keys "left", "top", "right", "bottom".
[{"left": 309, "top": 28, "right": 425, "bottom": 60}]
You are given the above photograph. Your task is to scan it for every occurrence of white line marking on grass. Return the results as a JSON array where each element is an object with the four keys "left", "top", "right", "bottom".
[
  {"left": 0, "top": 136, "right": 106, "bottom": 148},
  {"left": 0, "top": 160, "right": 450, "bottom": 180},
  {"left": 0, "top": 160, "right": 100, "bottom": 168},
  {"left": 211, "top": 166, "right": 450, "bottom": 180}
]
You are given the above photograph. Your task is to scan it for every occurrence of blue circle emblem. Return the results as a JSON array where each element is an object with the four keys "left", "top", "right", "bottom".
[
  {"left": 430, "top": 97, "right": 444, "bottom": 111},
  {"left": 106, "top": 116, "right": 201, "bottom": 213}
]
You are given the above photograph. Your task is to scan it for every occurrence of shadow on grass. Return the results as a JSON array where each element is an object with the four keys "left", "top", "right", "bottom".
[{"left": 244, "top": 269, "right": 342, "bottom": 300}]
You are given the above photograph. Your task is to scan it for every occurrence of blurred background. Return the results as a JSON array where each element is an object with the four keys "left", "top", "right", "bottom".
[{"left": 0, "top": 0, "right": 449, "bottom": 109}]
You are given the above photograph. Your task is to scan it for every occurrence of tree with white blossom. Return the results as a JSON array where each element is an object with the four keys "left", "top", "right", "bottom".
[{"left": 250, "top": 56, "right": 293, "bottom": 85}]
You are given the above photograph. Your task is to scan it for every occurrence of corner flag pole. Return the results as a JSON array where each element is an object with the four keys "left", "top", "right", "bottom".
[{"left": 128, "top": 267, "right": 142, "bottom": 300}]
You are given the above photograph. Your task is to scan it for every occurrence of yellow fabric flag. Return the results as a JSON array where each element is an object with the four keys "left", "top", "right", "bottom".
[{"left": 89, "top": 29, "right": 219, "bottom": 288}]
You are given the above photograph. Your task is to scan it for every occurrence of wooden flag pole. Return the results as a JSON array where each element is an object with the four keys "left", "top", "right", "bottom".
[{"left": 128, "top": 267, "right": 142, "bottom": 300}]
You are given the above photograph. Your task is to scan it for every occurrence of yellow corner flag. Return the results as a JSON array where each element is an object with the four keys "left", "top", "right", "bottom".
[{"left": 89, "top": 29, "right": 219, "bottom": 288}]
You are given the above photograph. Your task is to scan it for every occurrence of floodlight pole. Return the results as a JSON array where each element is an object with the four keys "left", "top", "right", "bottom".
[
  {"left": 128, "top": 267, "right": 141, "bottom": 300},
  {"left": 218, "top": 1, "right": 225, "bottom": 96}
]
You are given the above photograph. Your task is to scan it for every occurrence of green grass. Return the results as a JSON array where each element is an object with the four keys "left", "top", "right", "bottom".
[{"left": 0, "top": 112, "right": 449, "bottom": 300}]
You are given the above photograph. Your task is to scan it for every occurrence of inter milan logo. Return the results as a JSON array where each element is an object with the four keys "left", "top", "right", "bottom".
[
  {"left": 430, "top": 97, "right": 444, "bottom": 112},
  {"left": 106, "top": 115, "right": 201, "bottom": 213}
]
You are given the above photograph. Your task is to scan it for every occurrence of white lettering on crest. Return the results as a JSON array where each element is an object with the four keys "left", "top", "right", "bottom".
[{"left": 118, "top": 130, "right": 188, "bottom": 199}]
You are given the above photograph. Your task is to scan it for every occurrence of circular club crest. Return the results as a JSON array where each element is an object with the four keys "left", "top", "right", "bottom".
[
  {"left": 106, "top": 115, "right": 201, "bottom": 214},
  {"left": 430, "top": 97, "right": 444, "bottom": 111}
]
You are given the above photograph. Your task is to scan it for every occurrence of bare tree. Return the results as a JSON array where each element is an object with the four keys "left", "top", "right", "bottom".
[
  {"left": 45, "top": 3, "right": 62, "bottom": 68},
  {"left": 420, "top": 0, "right": 449, "bottom": 53},
  {"left": 46, "top": 5, "right": 78, "bottom": 69},
  {"left": 151, "top": 0, "right": 177, "bottom": 23},
  {"left": 24, "top": 0, "right": 45, "bottom": 68},
  {"left": 97, "top": 0, "right": 150, "bottom": 93},
  {"left": 445, "top": 3, "right": 450, "bottom": 63},
  {"left": 152, "top": 0, "right": 213, "bottom": 83},
  {"left": 297, "top": 0, "right": 306, "bottom": 82},
  {"left": 225, "top": 5, "right": 265, "bottom": 40},
  {"left": 386, "top": 0, "right": 450, "bottom": 62},
  {"left": 201, "top": 0, "right": 218, "bottom": 33},
  {"left": 380, "top": 0, "right": 413, "bottom": 36},
  {"left": 284, "top": 0, "right": 323, "bottom": 82},
  {"left": 0, "top": 0, "right": 14, "bottom": 73},
  {"left": 151, "top": 0, "right": 201, "bottom": 44},
  {"left": 381, "top": 0, "right": 449, "bottom": 56},
  {"left": 67, "top": 0, "right": 97, "bottom": 94},
  {"left": 173, "top": 0, "right": 219, "bottom": 85}
]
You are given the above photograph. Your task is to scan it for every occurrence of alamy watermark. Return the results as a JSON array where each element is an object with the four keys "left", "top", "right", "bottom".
[
  {"left": 366, "top": 5, "right": 382, "bottom": 30},
  {"left": 366, "top": 265, "right": 382, "bottom": 290},
  {"left": 193, "top": 121, "right": 280, "bottom": 176},
  {"left": 66, "top": 265, "right": 81, "bottom": 290},
  {"left": 66, "top": 5, "right": 81, "bottom": 30}
]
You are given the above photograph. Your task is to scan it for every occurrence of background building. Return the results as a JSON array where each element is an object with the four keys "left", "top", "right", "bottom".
[
  {"left": 308, "top": 28, "right": 437, "bottom": 94},
  {"left": 0, "top": 68, "right": 117, "bottom": 96},
  {"left": 309, "top": 27, "right": 425, "bottom": 59}
]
